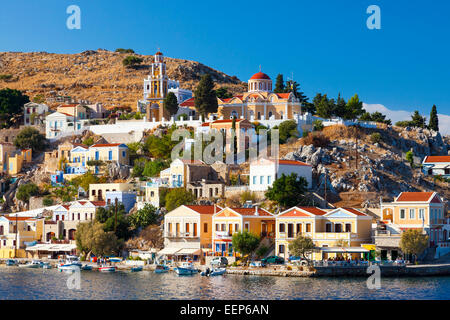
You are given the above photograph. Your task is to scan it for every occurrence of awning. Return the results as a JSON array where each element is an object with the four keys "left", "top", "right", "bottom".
[
  {"left": 26, "top": 244, "right": 76, "bottom": 252},
  {"left": 157, "top": 247, "right": 181, "bottom": 255},
  {"left": 320, "top": 247, "right": 370, "bottom": 253},
  {"left": 175, "top": 248, "right": 202, "bottom": 255}
]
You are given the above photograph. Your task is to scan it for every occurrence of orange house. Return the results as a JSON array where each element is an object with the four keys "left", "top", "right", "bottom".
[{"left": 211, "top": 206, "right": 275, "bottom": 256}]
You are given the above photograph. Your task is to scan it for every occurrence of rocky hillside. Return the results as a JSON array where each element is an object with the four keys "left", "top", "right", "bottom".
[
  {"left": 281, "top": 125, "right": 450, "bottom": 208},
  {"left": 0, "top": 50, "right": 246, "bottom": 109}
]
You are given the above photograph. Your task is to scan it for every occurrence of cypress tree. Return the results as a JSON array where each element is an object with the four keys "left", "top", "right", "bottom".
[
  {"left": 429, "top": 105, "right": 439, "bottom": 132},
  {"left": 274, "top": 74, "right": 285, "bottom": 93},
  {"left": 163, "top": 92, "right": 179, "bottom": 116},
  {"left": 194, "top": 74, "right": 218, "bottom": 119}
]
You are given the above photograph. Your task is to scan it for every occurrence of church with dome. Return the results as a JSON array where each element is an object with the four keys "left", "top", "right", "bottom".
[{"left": 180, "top": 70, "right": 302, "bottom": 121}]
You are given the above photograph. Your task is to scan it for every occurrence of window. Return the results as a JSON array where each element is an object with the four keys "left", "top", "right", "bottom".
[
  {"left": 335, "top": 224, "right": 342, "bottom": 233},
  {"left": 204, "top": 223, "right": 208, "bottom": 233},
  {"left": 235, "top": 224, "right": 239, "bottom": 233},
  {"left": 193, "top": 223, "right": 197, "bottom": 237},
  {"left": 221, "top": 224, "right": 226, "bottom": 231},
  {"left": 244, "top": 222, "right": 249, "bottom": 231},
  {"left": 306, "top": 223, "right": 311, "bottom": 233},
  {"left": 267, "top": 176, "right": 271, "bottom": 185},
  {"left": 409, "top": 208, "right": 415, "bottom": 219},
  {"left": 253, "top": 176, "right": 257, "bottom": 185},
  {"left": 186, "top": 223, "right": 190, "bottom": 234},
  {"left": 345, "top": 223, "right": 352, "bottom": 232},
  {"left": 56, "top": 215, "right": 59, "bottom": 221},
  {"left": 279, "top": 223, "right": 285, "bottom": 233},
  {"left": 108, "top": 151, "right": 112, "bottom": 160},
  {"left": 122, "top": 151, "right": 126, "bottom": 158},
  {"left": 215, "top": 224, "right": 219, "bottom": 231},
  {"left": 326, "top": 223, "right": 332, "bottom": 233},
  {"left": 296, "top": 223, "right": 302, "bottom": 234},
  {"left": 400, "top": 209, "right": 406, "bottom": 219},
  {"left": 279, "top": 244, "right": 285, "bottom": 254},
  {"left": 260, "top": 176, "right": 264, "bottom": 184}
]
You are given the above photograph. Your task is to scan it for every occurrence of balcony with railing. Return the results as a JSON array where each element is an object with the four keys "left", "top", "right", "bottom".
[{"left": 164, "top": 232, "right": 199, "bottom": 239}]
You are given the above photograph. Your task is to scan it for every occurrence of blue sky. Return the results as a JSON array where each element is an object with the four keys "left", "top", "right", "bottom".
[{"left": 1, "top": 0, "right": 449, "bottom": 117}]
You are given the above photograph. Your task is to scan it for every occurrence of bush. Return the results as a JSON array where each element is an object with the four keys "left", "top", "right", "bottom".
[
  {"left": 43, "top": 197, "right": 54, "bottom": 206},
  {"left": 256, "top": 245, "right": 268, "bottom": 258},
  {"left": 14, "top": 127, "right": 47, "bottom": 152},
  {"left": 313, "top": 120, "right": 324, "bottom": 131},
  {"left": 82, "top": 137, "right": 94, "bottom": 146},
  {"left": 370, "top": 132, "right": 382, "bottom": 144},
  {"left": 300, "top": 132, "right": 330, "bottom": 148},
  {"left": 122, "top": 56, "right": 143, "bottom": 68},
  {"left": 0, "top": 74, "right": 13, "bottom": 81},
  {"left": 115, "top": 48, "right": 135, "bottom": 54},
  {"left": 16, "top": 183, "right": 40, "bottom": 202}
]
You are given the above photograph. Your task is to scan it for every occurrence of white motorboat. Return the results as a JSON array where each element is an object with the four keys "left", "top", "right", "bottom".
[
  {"left": 58, "top": 264, "right": 80, "bottom": 272},
  {"left": 5, "top": 259, "right": 18, "bottom": 266},
  {"left": 18, "top": 260, "right": 41, "bottom": 268},
  {"left": 174, "top": 261, "right": 197, "bottom": 275},
  {"left": 201, "top": 267, "right": 226, "bottom": 276}
]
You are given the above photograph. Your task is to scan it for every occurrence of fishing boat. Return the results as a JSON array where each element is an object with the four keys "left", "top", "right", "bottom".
[
  {"left": 18, "top": 260, "right": 41, "bottom": 268},
  {"left": 201, "top": 267, "right": 226, "bottom": 276},
  {"left": 5, "top": 259, "right": 18, "bottom": 266},
  {"left": 98, "top": 265, "right": 116, "bottom": 272},
  {"left": 81, "top": 265, "right": 92, "bottom": 271},
  {"left": 131, "top": 266, "right": 143, "bottom": 272},
  {"left": 174, "top": 261, "right": 197, "bottom": 275},
  {"left": 154, "top": 264, "right": 169, "bottom": 273}
]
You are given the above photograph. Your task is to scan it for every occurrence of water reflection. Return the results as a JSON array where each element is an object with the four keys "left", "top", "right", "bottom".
[{"left": 0, "top": 267, "right": 449, "bottom": 300}]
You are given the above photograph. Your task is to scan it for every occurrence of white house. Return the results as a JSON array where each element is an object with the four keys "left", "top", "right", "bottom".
[
  {"left": 249, "top": 159, "right": 312, "bottom": 192},
  {"left": 422, "top": 156, "right": 450, "bottom": 178},
  {"left": 45, "top": 111, "right": 89, "bottom": 139},
  {"left": 23, "top": 102, "right": 49, "bottom": 125}
]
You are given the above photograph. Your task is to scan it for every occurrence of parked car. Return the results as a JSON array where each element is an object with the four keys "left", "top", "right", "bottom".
[
  {"left": 261, "top": 256, "right": 284, "bottom": 265},
  {"left": 288, "top": 256, "right": 308, "bottom": 266},
  {"left": 210, "top": 257, "right": 228, "bottom": 267}
]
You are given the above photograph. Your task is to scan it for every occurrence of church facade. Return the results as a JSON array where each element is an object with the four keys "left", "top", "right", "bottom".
[{"left": 180, "top": 71, "right": 302, "bottom": 121}]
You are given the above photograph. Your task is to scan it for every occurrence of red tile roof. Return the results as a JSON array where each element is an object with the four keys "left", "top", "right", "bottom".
[
  {"left": 396, "top": 192, "right": 434, "bottom": 202},
  {"left": 59, "top": 104, "right": 78, "bottom": 108},
  {"left": 230, "top": 207, "right": 274, "bottom": 217},
  {"left": 423, "top": 156, "right": 450, "bottom": 163},
  {"left": 250, "top": 72, "right": 271, "bottom": 80},
  {"left": 342, "top": 208, "right": 368, "bottom": 216},
  {"left": 280, "top": 207, "right": 327, "bottom": 217},
  {"left": 91, "top": 201, "right": 106, "bottom": 207},
  {"left": 211, "top": 119, "right": 244, "bottom": 124},
  {"left": 276, "top": 93, "right": 291, "bottom": 99},
  {"left": 90, "top": 143, "right": 122, "bottom": 148},
  {"left": 2, "top": 216, "right": 36, "bottom": 221},
  {"left": 185, "top": 205, "right": 223, "bottom": 215},
  {"left": 278, "top": 160, "right": 311, "bottom": 167},
  {"left": 179, "top": 97, "right": 195, "bottom": 107},
  {"left": 59, "top": 112, "right": 74, "bottom": 117}
]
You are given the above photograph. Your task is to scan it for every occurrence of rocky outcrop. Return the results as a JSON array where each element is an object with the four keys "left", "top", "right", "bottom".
[{"left": 107, "top": 162, "right": 131, "bottom": 180}]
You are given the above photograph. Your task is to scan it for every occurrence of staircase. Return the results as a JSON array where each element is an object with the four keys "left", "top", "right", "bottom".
[{"left": 252, "top": 236, "right": 275, "bottom": 260}]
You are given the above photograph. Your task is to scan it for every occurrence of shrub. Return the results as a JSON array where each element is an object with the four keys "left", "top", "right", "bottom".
[
  {"left": 300, "top": 132, "right": 330, "bottom": 148},
  {"left": 16, "top": 183, "right": 40, "bottom": 202},
  {"left": 370, "top": 132, "right": 382, "bottom": 144},
  {"left": 82, "top": 137, "right": 94, "bottom": 146},
  {"left": 313, "top": 119, "right": 324, "bottom": 131},
  {"left": 0, "top": 74, "right": 13, "bottom": 81},
  {"left": 43, "top": 197, "right": 54, "bottom": 206},
  {"left": 14, "top": 127, "right": 47, "bottom": 152},
  {"left": 240, "top": 191, "right": 256, "bottom": 204},
  {"left": 122, "top": 56, "right": 143, "bottom": 68},
  {"left": 115, "top": 48, "right": 135, "bottom": 54},
  {"left": 256, "top": 245, "right": 269, "bottom": 258}
]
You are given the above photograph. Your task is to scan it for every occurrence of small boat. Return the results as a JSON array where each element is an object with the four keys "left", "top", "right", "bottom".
[
  {"left": 174, "top": 261, "right": 197, "bottom": 275},
  {"left": 108, "top": 257, "right": 122, "bottom": 263},
  {"left": 40, "top": 262, "right": 52, "bottom": 269},
  {"left": 81, "top": 265, "right": 92, "bottom": 271},
  {"left": 99, "top": 265, "right": 116, "bottom": 272},
  {"left": 155, "top": 264, "right": 169, "bottom": 273},
  {"left": 18, "top": 260, "right": 41, "bottom": 268},
  {"left": 58, "top": 264, "right": 80, "bottom": 272},
  {"left": 131, "top": 266, "right": 143, "bottom": 272},
  {"left": 201, "top": 267, "right": 226, "bottom": 276},
  {"left": 5, "top": 259, "right": 18, "bottom": 266}
]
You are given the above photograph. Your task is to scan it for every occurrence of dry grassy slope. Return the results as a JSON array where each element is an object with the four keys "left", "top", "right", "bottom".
[{"left": 0, "top": 50, "right": 246, "bottom": 109}]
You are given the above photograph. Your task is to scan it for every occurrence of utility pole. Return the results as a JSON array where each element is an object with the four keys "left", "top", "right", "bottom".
[
  {"left": 15, "top": 214, "right": 18, "bottom": 258},
  {"left": 114, "top": 198, "right": 118, "bottom": 233},
  {"left": 324, "top": 170, "right": 327, "bottom": 209},
  {"left": 355, "top": 133, "right": 359, "bottom": 170}
]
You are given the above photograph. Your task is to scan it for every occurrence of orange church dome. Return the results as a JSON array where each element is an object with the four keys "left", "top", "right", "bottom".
[{"left": 250, "top": 72, "right": 271, "bottom": 80}]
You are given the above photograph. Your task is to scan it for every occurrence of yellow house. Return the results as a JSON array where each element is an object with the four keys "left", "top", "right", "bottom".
[
  {"left": 160, "top": 205, "right": 223, "bottom": 259},
  {"left": 381, "top": 192, "right": 447, "bottom": 247},
  {"left": 0, "top": 215, "right": 44, "bottom": 258},
  {"left": 89, "top": 183, "right": 134, "bottom": 201},
  {"left": 87, "top": 143, "right": 129, "bottom": 174},
  {"left": 7, "top": 149, "right": 32, "bottom": 175},
  {"left": 211, "top": 206, "right": 275, "bottom": 256},
  {"left": 275, "top": 207, "right": 373, "bottom": 261}
]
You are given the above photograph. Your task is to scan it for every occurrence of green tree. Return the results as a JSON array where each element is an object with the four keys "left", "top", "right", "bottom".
[
  {"left": 82, "top": 137, "right": 94, "bottom": 146},
  {"left": 115, "top": 48, "right": 135, "bottom": 53},
  {"left": 428, "top": 105, "right": 439, "bottom": 132},
  {"left": 164, "top": 92, "right": 179, "bottom": 116},
  {"left": 75, "top": 220, "right": 119, "bottom": 258},
  {"left": 16, "top": 183, "right": 40, "bottom": 202},
  {"left": 400, "top": 229, "right": 428, "bottom": 262},
  {"left": 215, "top": 87, "right": 233, "bottom": 99},
  {"left": 274, "top": 74, "right": 285, "bottom": 93},
  {"left": 0, "top": 88, "right": 30, "bottom": 126},
  {"left": 316, "top": 94, "right": 335, "bottom": 119},
  {"left": 410, "top": 110, "right": 426, "bottom": 128},
  {"left": 128, "top": 203, "right": 159, "bottom": 229},
  {"left": 142, "top": 159, "right": 168, "bottom": 177},
  {"left": 71, "top": 171, "right": 98, "bottom": 193},
  {"left": 96, "top": 202, "right": 131, "bottom": 241},
  {"left": 122, "top": 56, "right": 143, "bottom": 68},
  {"left": 334, "top": 93, "right": 347, "bottom": 119},
  {"left": 165, "top": 188, "right": 194, "bottom": 211},
  {"left": 313, "top": 119, "right": 324, "bottom": 131},
  {"left": 406, "top": 150, "right": 414, "bottom": 167},
  {"left": 288, "top": 234, "right": 315, "bottom": 265},
  {"left": 265, "top": 173, "right": 308, "bottom": 208},
  {"left": 32, "top": 94, "right": 45, "bottom": 104},
  {"left": 194, "top": 74, "right": 218, "bottom": 118},
  {"left": 14, "top": 127, "right": 47, "bottom": 152},
  {"left": 344, "top": 94, "right": 364, "bottom": 120},
  {"left": 231, "top": 231, "right": 260, "bottom": 263},
  {"left": 278, "top": 120, "right": 299, "bottom": 144}
]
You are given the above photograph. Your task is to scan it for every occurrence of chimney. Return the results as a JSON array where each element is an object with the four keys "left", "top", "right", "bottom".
[{"left": 255, "top": 205, "right": 258, "bottom": 216}]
